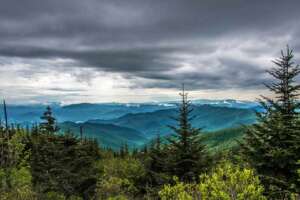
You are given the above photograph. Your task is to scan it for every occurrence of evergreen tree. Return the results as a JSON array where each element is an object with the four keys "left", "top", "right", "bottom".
[
  {"left": 30, "top": 132, "right": 100, "bottom": 199},
  {"left": 119, "top": 143, "right": 129, "bottom": 158},
  {"left": 132, "top": 148, "right": 139, "bottom": 157},
  {"left": 39, "top": 106, "right": 59, "bottom": 134},
  {"left": 149, "top": 135, "right": 165, "bottom": 173},
  {"left": 242, "top": 46, "right": 300, "bottom": 197},
  {"left": 144, "top": 134, "right": 169, "bottom": 188},
  {"left": 167, "top": 85, "right": 207, "bottom": 182}
]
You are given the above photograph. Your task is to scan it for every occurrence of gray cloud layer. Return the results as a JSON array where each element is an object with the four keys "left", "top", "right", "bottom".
[{"left": 1, "top": 0, "right": 300, "bottom": 92}]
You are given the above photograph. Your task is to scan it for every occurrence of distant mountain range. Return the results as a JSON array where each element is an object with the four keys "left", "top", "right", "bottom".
[
  {"left": 0, "top": 99, "right": 259, "bottom": 149},
  {"left": 87, "top": 105, "right": 255, "bottom": 137},
  {"left": 59, "top": 119, "right": 248, "bottom": 150},
  {"left": 0, "top": 99, "right": 260, "bottom": 124},
  {"left": 59, "top": 104, "right": 256, "bottom": 148}
]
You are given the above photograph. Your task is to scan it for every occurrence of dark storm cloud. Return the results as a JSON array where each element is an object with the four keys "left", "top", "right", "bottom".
[
  {"left": 136, "top": 59, "right": 271, "bottom": 90},
  {"left": 0, "top": 44, "right": 179, "bottom": 73},
  {"left": 0, "top": 0, "right": 300, "bottom": 90}
]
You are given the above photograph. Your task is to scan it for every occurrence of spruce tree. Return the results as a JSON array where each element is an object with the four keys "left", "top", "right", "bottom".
[
  {"left": 242, "top": 46, "right": 300, "bottom": 197},
  {"left": 145, "top": 134, "right": 169, "bottom": 187},
  {"left": 149, "top": 134, "right": 165, "bottom": 173},
  {"left": 119, "top": 143, "right": 129, "bottom": 158},
  {"left": 167, "top": 85, "right": 207, "bottom": 182},
  {"left": 30, "top": 132, "right": 100, "bottom": 199},
  {"left": 40, "top": 106, "right": 59, "bottom": 134}
]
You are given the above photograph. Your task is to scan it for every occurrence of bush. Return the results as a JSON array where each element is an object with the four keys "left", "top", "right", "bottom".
[
  {"left": 0, "top": 166, "right": 37, "bottom": 200},
  {"left": 159, "top": 177, "right": 194, "bottom": 200},
  {"left": 44, "top": 192, "right": 82, "bottom": 200},
  {"left": 159, "top": 161, "right": 266, "bottom": 200},
  {"left": 96, "top": 158, "right": 145, "bottom": 199},
  {"left": 0, "top": 130, "right": 37, "bottom": 200}
]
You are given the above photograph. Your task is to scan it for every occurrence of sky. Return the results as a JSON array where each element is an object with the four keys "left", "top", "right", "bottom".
[{"left": 1, "top": 0, "right": 300, "bottom": 104}]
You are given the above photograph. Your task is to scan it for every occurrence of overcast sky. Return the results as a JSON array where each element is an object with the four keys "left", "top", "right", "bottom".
[{"left": 1, "top": 0, "right": 300, "bottom": 104}]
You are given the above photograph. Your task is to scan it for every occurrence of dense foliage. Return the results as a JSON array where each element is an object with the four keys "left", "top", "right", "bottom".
[
  {"left": 165, "top": 86, "right": 208, "bottom": 182},
  {"left": 242, "top": 47, "right": 300, "bottom": 198},
  {"left": 96, "top": 157, "right": 146, "bottom": 199},
  {"left": 159, "top": 161, "right": 266, "bottom": 200}
]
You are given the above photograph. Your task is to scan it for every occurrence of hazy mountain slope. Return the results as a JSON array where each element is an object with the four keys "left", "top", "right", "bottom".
[
  {"left": 89, "top": 105, "right": 255, "bottom": 138},
  {"left": 60, "top": 121, "right": 247, "bottom": 151},
  {"left": 202, "top": 126, "right": 245, "bottom": 151},
  {"left": 0, "top": 100, "right": 260, "bottom": 124},
  {"left": 59, "top": 121, "right": 146, "bottom": 149},
  {"left": 57, "top": 103, "right": 174, "bottom": 121},
  {"left": 1, "top": 103, "right": 175, "bottom": 123}
]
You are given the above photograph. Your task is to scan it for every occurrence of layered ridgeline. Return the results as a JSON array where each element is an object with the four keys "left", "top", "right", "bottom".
[
  {"left": 87, "top": 105, "right": 255, "bottom": 137},
  {"left": 59, "top": 105, "right": 255, "bottom": 149},
  {"left": 0, "top": 103, "right": 175, "bottom": 123},
  {"left": 1, "top": 100, "right": 257, "bottom": 149},
  {"left": 0, "top": 99, "right": 260, "bottom": 123}
]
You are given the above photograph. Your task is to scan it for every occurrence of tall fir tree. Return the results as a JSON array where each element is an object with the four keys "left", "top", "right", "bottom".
[
  {"left": 144, "top": 134, "right": 169, "bottom": 188},
  {"left": 167, "top": 85, "right": 207, "bottom": 182},
  {"left": 148, "top": 134, "right": 165, "bottom": 174},
  {"left": 30, "top": 132, "right": 100, "bottom": 199},
  {"left": 242, "top": 46, "right": 300, "bottom": 198},
  {"left": 39, "top": 106, "right": 59, "bottom": 134}
]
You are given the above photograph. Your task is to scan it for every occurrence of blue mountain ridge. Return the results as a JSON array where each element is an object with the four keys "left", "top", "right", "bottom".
[
  {"left": 0, "top": 100, "right": 258, "bottom": 149},
  {"left": 0, "top": 99, "right": 260, "bottom": 124}
]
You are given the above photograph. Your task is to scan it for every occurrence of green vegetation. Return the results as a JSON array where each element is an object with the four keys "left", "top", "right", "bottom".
[
  {"left": 242, "top": 47, "right": 300, "bottom": 198},
  {"left": 159, "top": 161, "right": 266, "bottom": 200},
  {"left": 165, "top": 86, "right": 208, "bottom": 182},
  {"left": 96, "top": 157, "right": 146, "bottom": 199},
  {"left": 202, "top": 126, "right": 245, "bottom": 151},
  {"left": 0, "top": 47, "right": 300, "bottom": 199},
  {"left": 0, "top": 130, "right": 36, "bottom": 200}
]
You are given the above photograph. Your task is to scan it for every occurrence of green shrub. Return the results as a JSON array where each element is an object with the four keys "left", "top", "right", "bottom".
[
  {"left": 96, "top": 158, "right": 145, "bottom": 199},
  {"left": 0, "top": 131, "right": 37, "bottom": 200},
  {"left": 159, "top": 161, "right": 266, "bottom": 200}
]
